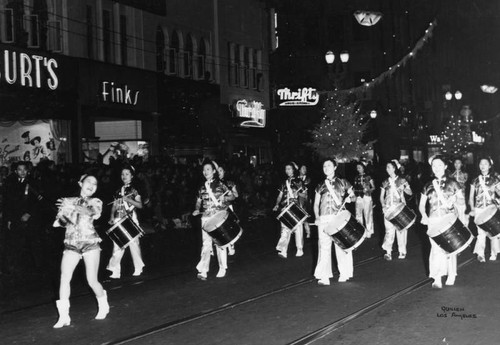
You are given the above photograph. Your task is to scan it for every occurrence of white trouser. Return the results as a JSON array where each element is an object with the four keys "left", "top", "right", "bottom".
[
  {"left": 356, "top": 196, "right": 373, "bottom": 236},
  {"left": 276, "top": 223, "right": 303, "bottom": 253},
  {"left": 455, "top": 203, "right": 468, "bottom": 226},
  {"left": 314, "top": 222, "right": 353, "bottom": 280},
  {"left": 429, "top": 238, "right": 457, "bottom": 280},
  {"left": 382, "top": 219, "right": 407, "bottom": 255},
  {"left": 108, "top": 238, "right": 144, "bottom": 274},
  {"left": 473, "top": 227, "right": 500, "bottom": 257},
  {"left": 196, "top": 229, "right": 227, "bottom": 274}
]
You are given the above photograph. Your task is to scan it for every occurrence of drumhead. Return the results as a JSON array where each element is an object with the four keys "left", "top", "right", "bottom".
[
  {"left": 203, "top": 210, "right": 229, "bottom": 232},
  {"left": 474, "top": 205, "right": 498, "bottom": 225},
  {"left": 427, "top": 213, "right": 456, "bottom": 235},
  {"left": 325, "top": 210, "right": 350, "bottom": 235},
  {"left": 277, "top": 202, "right": 295, "bottom": 219},
  {"left": 384, "top": 203, "right": 405, "bottom": 220}
]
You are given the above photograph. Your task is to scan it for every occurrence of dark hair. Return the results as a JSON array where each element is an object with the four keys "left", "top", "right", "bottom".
[
  {"left": 14, "top": 161, "right": 29, "bottom": 170},
  {"left": 478, "top": 156, "right": 494, "bottom": 167},
  {"left": 121, "top": 164, "right": 136, "bottom": 176},
  {"left": 285, "top": 162, "right": 298, "bottom": 177},
  {"left": 322, "top": 158, "right": 338, "bottom": 167},
  {"left": 429, "top": 154, "right": 448, "bottom": 166},
  {"left": 202, "top": 160, "right": 220, "bottom": 180},
  {"left": 386, "top": 161, "right": 400, "bottom": 175}
]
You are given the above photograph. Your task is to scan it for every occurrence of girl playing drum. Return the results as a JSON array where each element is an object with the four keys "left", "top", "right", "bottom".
[
  {"left": 469, "top": 157, "right": 500, "bottom": 262},
  {"left": 52, "top": 174, "right": 109, "bottom": 328},
  {"left": 193, "top": 161, "right": 235, "bottom": 280},
  {"left": 419, "top": 155, "right": 464, "bottom": 288},
  {"left": 298, "top": 164, "right": 312, "bottom": 239},
  {"left": 353, "top": 161, "right": 375, "bottom": 238},
  {"left": 313, "top": 158, "right": 356, "bottom": 285},
  {"left": 451, "top": 157, "right": 469, "bottom": 225},
  {"left": 217, "top": 163, "right": 239, "bottom": 256},
  {"left": 107, "top": 165, "right": 145, "bottom": 279},
  {"left": 273, "top": 162, "right": 306, "bottom": 258},
  {"left": 380, "top": 160, "right": 413, "bottom": 260}
]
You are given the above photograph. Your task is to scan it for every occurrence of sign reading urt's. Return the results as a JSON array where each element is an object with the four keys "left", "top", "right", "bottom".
[
  {"left": 0, "top": 50, "right": 59, "bottom": 90},
  {"left": 277, "top": 87, "right": 319, "bottom": 106},
  {"left": 234, "top": 100, "right": 266, "bottom": 128}
]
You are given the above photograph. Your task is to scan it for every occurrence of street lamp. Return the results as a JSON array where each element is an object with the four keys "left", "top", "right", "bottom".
[
  {"left": 370, "top": 110, "right": 377, "bottom": 119},
  {"left": 454, "top": 90, "right": 462, "bottom": 100},
  {"left": 325, "top": 50, "right": 349, "bottom": 89}
]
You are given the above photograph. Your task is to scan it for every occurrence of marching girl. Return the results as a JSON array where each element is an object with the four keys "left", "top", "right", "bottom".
[
  {"left": 273, "top": 162, "right": 306, "bottom": 258},
  {"left": 380, "top": 160, "right": 413, "bottom": 260},
  {"left": 469, "top": 157, "right": 500, "bottom": 262},
  {"left": 52, "top": 174, "right": 109, "bottom": 328},
  {"left": 299, "top": 164, "right": 312, "bottom": 239},
  {"left": 451, "top": 158, "right": 469, "bottom": 225},
  {"left": 217, "top": 163, "right": 239, "bottom": 256},
  {"left": 107, "top": 165, "right": 145, "bottom": 279},
  {"left": 193, "top": 161, "right": 235, "bottom": 280},
  {"left": 313, "top": 158, "right": 356, "bottom": 285},
  {"left": 353, "top": 162, "right": 375, "bottom": 238},
  {"left": 419, "top": 155, "right": 463, "bottom": 288}
]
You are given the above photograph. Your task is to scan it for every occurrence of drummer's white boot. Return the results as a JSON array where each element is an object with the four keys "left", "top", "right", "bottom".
[
  {"left": 95, "top": 291, "right": 109, "bottom": 320},
  {"left": 432, "top": 277, "right": 442, "bottom": 289},
  {"left": 445, "top": 275, "right": 456, "bottom": 286},
  {"left": 216, "top": 268, "right": 226, "bottom": 278},
  {"left": 53, "top": 299, "right": 70, "bottom": 328}
]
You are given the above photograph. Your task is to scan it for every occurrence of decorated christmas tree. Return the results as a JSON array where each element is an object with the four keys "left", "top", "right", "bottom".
[
  {"left": 438, "top": 116, "right": 472, "bottom": 155},
  {"left": 308, "top": 94, "right": 370, "bottom": 161}
]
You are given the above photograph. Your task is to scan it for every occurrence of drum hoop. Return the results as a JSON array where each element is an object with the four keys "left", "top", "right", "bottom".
[
  {"left": 325, "top": 211, "right": 351, "bottom": 235},
  {"left": 474, "top": 206, "right": 499, "bottom": 225},
  {"left": 106, "top": 215, "right": 129, "bottom": 235},
  {"left": 217, "top": 228, "right": 243, "bottom": 249},
  {"left": 203, "top": 210, "right": 230, "bottom": 232},
  {"left": 384, "top": 203, "right": 405, "bottom": 220},
  {"left": 277, "top": 202, "right": 295, "bottom": 219},
  {"left": 397, "top": 218, "right": 415, "bottom": 232}
]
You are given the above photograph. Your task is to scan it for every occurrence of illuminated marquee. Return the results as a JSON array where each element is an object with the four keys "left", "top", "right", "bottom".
[
  {"left": 0, "top": 50, "right": 59, "bottom": 89},
  {"left": 100, "top": 81, "right": 140, "bottom": 106},
  {"left": 235, "top": 100, "right": 266, "bottom": 128},
  {"left": 277, "top": 87, "right": 319, "bottom": 106}
]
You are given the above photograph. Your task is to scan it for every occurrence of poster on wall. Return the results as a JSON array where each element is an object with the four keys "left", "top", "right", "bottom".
[
  {"left": 0, "top": 120, "right": 62, "bottom": 167},
  {"left": 82, "top": 140, "right": 149, "bottom": 164}
]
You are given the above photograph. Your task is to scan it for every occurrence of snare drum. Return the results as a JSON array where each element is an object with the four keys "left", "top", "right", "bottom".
[
  {"left": 474, "top": 205, "right": 500, "bottom": 238},
  {"left": 384, "top": 203, "right": 416, "bottom": 232},
  {"left": 277, "top": 202, "right": 309, "bottom": 231},
  {"left": 203, "top": 209, "right": 243, "bottom": 248},
  {"left": 428, "top": 214, "right": 473, "bottom": 255},
  {"left": 324, "top": 210, "right": 366, "bottom": 252},
  {"left": 106, "top": 214, "right": 145, "bottom": 249}
]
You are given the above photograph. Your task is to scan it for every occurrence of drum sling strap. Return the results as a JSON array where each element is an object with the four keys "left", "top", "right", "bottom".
[{"left": 325, "top": 179, "right": 343, "bottom": 212}]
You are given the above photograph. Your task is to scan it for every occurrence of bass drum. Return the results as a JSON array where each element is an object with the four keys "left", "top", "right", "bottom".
[
  {"left": 324, "top": 210, "right": 366, "bottom": 252},
  {"left": 428, "top": 214, "right": 473, "bottom": 255},
  {"left": 384, "top": 203, "right": 416, "bottom": 232},
  {"left": 276, "top": 202, "right": 309, "bottom": 231},
  {"left": 474, "top": 205, "right": 500, "bottom": 238},
  {"left": 106, "top": 214, "right": 145, "bottom": 249},
  {"left": 203, "top": 209, "right": 243, "bottom": 248}
]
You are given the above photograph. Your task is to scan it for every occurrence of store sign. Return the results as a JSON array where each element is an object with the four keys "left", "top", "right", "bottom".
[
  {"left": 0, "top": 50, "right": 59, "bottom": 90},
  {"left": 100, "top": 81, "right": 140, "bottom": 106},
  {"left": 235, "top": 100, "right": 266, "bottom": 128},
  {"left": 277, "top": 87, "right": 319, "bottom": 106}
]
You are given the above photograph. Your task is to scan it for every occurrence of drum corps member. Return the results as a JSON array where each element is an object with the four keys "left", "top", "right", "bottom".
[
  {"left": 218, "top": 163, "right": 239, "bottom": 256},
  {"left": 313, "top": 158, "right": 356, "bottom": 285},
  {"left": 193, "top": 161, "right": 235, "bottom": 280},
  {"left": 419, "top": 155, "right": 464, "bottom": 288},
  {"left": 107, "top": 165, "right": 145, "bottom": 279},
  {"left": 298, "top": 165, "right": 312, "bottom": 239},
  {"left": 451, "top": 158, "right": 469, "bottom": 225},
  {"left": 353, "top": 161, "right": 375, "bottom": 238},
  {"left": 469, "top": 157, "right": 500, "bottom": 262},
  {"left": 52, "top": 175, "right": 109, "bottom": 328},
  {"left": 273, "top": 162, "right": 306, "bottom": 258},
  {"left": 380, "top": 160, "right": 413, "bottom": 260}
]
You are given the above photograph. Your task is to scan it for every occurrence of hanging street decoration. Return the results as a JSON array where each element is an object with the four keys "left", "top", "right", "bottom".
[
  {"left": 323, "top": 19, "right": 437, "bottom": 97},
  {"left": 353, "top": 10, "right": 383, "bottom": 26}
]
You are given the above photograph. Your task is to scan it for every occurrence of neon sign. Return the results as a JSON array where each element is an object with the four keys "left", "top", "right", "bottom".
[
  {"left": 277, "top": 87, "right": 319, "bottom": 106},
  {"left": 235, "top": 100, "right": 266, "bottom": 128},
  {"left": 0, "top": 50, "right": 59, "bottom": 89},
  {"left": 100, "top": 81, "right": 140, "bottom": 106}
]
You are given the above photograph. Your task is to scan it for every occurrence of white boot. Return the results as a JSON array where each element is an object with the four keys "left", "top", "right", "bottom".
[
  {"left": 95, "top": 291, "right": 109, "bottom": 320},
  {"left": 53, "top": 299, "right": 70, "bottom": 328}
]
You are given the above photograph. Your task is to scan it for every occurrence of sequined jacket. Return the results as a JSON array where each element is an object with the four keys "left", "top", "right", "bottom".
[
  {"left": 421, "top": 177, "right": 461, "bottom": 217},
  {"left": 471, "top": 174, "right": 500, "bottom": 209},
  {"left": 315, "top": 177, "right": 353, "bottom": 216},
  {"left": 198, "top": 180, "right": 231, "bottom": 217}
]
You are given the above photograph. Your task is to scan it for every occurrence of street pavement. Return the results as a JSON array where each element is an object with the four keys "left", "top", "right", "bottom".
[{"left": 1, "top": 213, "right": 500, "bottom": 345}]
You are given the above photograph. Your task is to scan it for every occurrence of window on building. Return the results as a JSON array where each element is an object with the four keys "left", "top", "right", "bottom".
[
  {"left": 102, "top": 9, "right": 113, "bottom": 63},
  {"left": 196, "top": 38, "right": 207, "bottom": 80},
  {"left": 184, "top": 34, "right": 193, "bottom": 78},
  {"left": 155, "top": 26, "right": 165, "bottom": 72},
  {"left": 165, "top": 30, "right": 179, "bottom": 75},
  {"left": 228, "top": 43, "right": 238, "bottom": 86},
  {"left": 250, "top": 48, "right": 257, "bottom": 89},
  {"left": 47, "top": 19, "right": 62, "bottom": 52},
  {"left": 2, "top": 7, "right": 15, "bottom": 43},
  {"left": 240, "top": 47, "right": 249, "bottom": 88},
  {"left": 3, "top": 1, "right": 24, "bottom": 44},
  {"left": 120, "top": 15, "right": 127, "bottom": 65},
  {"left": 86, "top": 5, "right": 94, "bottom": 58}
]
